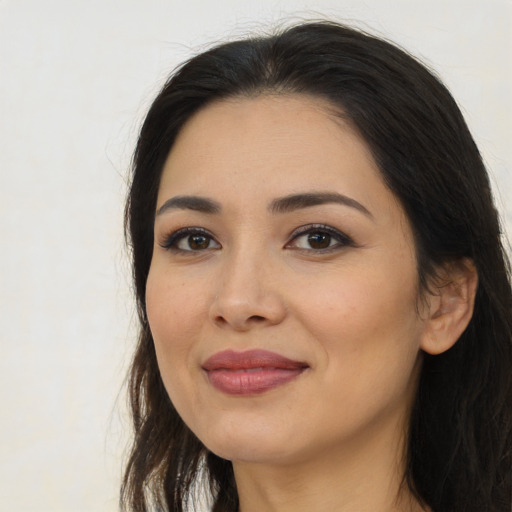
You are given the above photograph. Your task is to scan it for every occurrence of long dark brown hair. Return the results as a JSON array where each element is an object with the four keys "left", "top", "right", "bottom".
[{"left": 122, "top": 22, "right": 512, "bottom": 512}]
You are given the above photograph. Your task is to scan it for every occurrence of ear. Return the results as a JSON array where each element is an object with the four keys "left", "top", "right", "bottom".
[{"left": 420, "top": 258, "right": 478, "bottom": 355}]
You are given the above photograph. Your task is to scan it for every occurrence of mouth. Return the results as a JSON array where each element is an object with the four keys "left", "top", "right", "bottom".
[{"left": 202, "top": 349, "right": 309, "bottom": 395}]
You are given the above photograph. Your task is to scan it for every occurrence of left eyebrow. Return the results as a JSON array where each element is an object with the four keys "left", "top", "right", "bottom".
[{"left": 269, "top": 192, "right": 373, "bottom": 218}]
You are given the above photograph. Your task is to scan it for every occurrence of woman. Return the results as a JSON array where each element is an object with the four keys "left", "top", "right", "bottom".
[{"left": 121, "top": 22, "right": 512, "bottom": 512}]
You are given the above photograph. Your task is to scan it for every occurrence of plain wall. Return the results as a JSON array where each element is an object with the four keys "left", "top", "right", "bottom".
[{"left": 1, "top": 1, "right": 510, "bottom": 511}]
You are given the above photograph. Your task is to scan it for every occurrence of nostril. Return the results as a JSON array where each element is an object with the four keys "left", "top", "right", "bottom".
[
  {"left": 249, "top": 315, "right": 266, "bottom": 322},
  {"left": 214, "top": 316, "right": 228, "bottom": 325},
  {"left": 213, "top": 314, "right": 267, "bottom": 328}
]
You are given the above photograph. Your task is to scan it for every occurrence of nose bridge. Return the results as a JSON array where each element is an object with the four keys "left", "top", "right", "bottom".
[{"left": 209, "top": 236, "right": 285, "bottom": 329}]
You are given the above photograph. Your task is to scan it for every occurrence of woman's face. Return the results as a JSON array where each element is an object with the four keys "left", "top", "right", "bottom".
[{"left": 146, "top": 95, "right": 430, "bottom": 465}]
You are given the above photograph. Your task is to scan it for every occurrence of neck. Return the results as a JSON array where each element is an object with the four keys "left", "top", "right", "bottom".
[{"left": 232, "top": 410, "right": 428, "bottom": 512}]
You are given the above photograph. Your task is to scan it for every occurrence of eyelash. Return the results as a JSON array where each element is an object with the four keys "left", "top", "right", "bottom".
[
  {"left": 287, "top": 224, "right": 354, "bottom": 252},
  {"left": 159, "top": 227, "right": 219, "bottom": 252},
  {"left": 159, "top": 224, "right": 354, "bottom": 253}
]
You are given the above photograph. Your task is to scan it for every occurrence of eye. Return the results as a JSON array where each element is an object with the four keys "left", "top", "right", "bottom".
[
  {"left": 160, "top": 227, "right": 221, "bottom": 252},
  {"left": 287, "top": 224, "right": 353, "bottom": 252}
]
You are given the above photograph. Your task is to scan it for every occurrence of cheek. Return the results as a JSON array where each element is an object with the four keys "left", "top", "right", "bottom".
[
  {"left": 145, "top": 270, "right": 207, "bottom": 375},
  {"left": 145, "top": 269, "right": 211, "bottom": 424},
  {"left": 295, "top": 261, "right": 423, "bottom": 388},
  {"left": 303, "top": 280, "right": 422, "bottom": 438},
  {"left": 300, "top": 263, "right": 419, "bottom": 336}
]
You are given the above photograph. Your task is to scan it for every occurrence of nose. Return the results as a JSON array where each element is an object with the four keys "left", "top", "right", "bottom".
[{"left": 209, "top": 250, "right": 287, "bottom": 331}]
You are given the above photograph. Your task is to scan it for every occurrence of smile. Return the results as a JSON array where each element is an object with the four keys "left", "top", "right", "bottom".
[{"left": 202, "top": 349, "right": 309, "bottom": 395}]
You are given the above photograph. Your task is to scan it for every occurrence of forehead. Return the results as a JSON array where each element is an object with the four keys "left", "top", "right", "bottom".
[{"left": 159, "top": 94, "right": 385, "bottom": 201}]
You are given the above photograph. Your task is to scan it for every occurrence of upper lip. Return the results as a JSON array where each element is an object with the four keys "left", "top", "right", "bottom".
[{"left": 202, "top": 349, "right": 309, "bottom": 371}]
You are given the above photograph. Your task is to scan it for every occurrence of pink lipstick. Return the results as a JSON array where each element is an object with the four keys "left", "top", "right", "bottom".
[{"left": 202, "top": 349, "right": 308, "bottom": 395}]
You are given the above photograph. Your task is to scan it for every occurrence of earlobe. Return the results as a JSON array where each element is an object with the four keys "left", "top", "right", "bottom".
[{"left": 420, "top": 258, "right": 478, "bottom": 355}]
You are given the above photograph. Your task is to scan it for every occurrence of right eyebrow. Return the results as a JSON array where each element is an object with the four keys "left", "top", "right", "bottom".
[{"left": 156, "top": 196, "right": 222, "bottom": 216}]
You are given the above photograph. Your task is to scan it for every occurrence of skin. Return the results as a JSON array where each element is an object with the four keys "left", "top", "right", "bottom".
[{"left": 146, "top": 95, "right": 475, "bottom": 511}]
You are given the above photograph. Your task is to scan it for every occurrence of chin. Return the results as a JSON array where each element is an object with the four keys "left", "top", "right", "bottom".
[
  {"left": 194, "top": 417, "right": 299, "bottom": 464},
  {"left": 208, "top": 439, "right": 295, "bottom": 465}
]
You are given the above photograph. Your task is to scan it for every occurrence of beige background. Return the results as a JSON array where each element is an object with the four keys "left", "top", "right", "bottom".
[{"left": 1, "top": 1, "right": 510, "bottom": 511}]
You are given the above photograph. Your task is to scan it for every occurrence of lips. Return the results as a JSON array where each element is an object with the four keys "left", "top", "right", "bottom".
[{"left": 202, "top": 349, "right": 308, "bottom": 395}]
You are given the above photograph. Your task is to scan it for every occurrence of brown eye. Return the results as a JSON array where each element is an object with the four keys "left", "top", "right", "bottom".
[
  {"left": 161, "top": 228, "right": 221, "bottom": 252},
  {"left": 293, "top": 231, "right": 335, "bottom": 250},
  {"left": 287, "top": 225, "right": 353, "bottom": 252},
  {"left": 177, "top": 233, "right": 220, "bottom": 251},
  {"left": 187, "top": 234, "right": 211, "bottom": 250},
  {"left": 307, "top": 232, "right": 331, "bottom": 249}
]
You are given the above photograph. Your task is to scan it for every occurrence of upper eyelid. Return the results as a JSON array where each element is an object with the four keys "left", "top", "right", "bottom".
[{"left": 288, "top": 224, "right": 352, "bottom": 241}]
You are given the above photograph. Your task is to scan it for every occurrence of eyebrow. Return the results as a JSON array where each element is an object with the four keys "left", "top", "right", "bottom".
[
  {"left": 155, "top": 191, "right": 372, "bottom": 218},
  {"left": 269, "top": 192, "right": 373, "bottom": 218},
  {"left": 156, "top": 196, "right": 221, "bottom": 216}
]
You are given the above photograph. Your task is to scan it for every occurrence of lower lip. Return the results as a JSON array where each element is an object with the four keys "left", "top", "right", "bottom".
[{"left": 206, "top": 367, "right": 305, "bottom": 395}]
